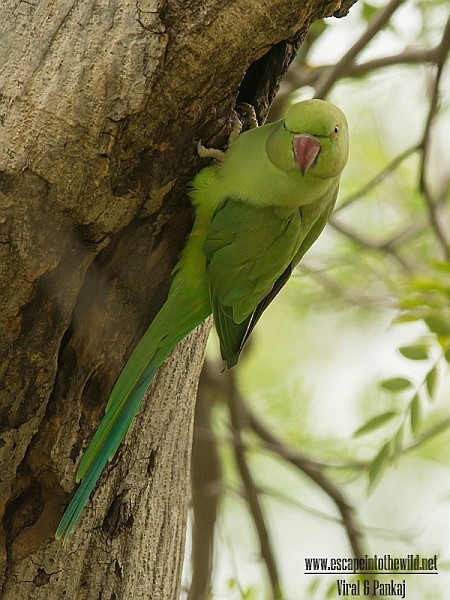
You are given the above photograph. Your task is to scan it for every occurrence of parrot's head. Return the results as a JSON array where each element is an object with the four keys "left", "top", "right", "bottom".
[{"left": 266, "top": 99, "right": 349, "bottom": 179}]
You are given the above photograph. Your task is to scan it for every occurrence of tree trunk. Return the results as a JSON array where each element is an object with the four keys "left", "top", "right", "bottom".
[{"left": 0, "top": 0, "right": 355, "bottom": 598}]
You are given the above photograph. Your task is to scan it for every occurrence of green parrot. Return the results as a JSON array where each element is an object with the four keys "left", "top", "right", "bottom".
[{"left": 56, "top": 98, "right": 349, "bottom": 540}]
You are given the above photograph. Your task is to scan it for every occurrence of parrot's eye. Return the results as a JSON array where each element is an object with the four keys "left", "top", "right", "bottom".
[{"left": 331, "top": 125, "right": 339, "bottom": 139}]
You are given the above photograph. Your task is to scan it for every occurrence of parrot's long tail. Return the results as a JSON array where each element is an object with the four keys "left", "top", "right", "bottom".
[{"left": 55, "top": 277, "right": 210, "bottom": 540}]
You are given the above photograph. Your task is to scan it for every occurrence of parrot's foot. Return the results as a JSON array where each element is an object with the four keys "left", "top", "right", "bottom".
[
  {"left": 227, "top": 114, "right": 244, "bottom": 146},
  {"left": 237, "top": 103, "right": 259, "bottom": 130},
  {"left": 197, "top": 104, "right": 258, "bottom": 162},
  {"left": 197, "top": 140, "right": 226, "bottom": 162},
  {"left": 228, "top": 104, "right": 259, "bottom": 144},
  {"left": 197, "top": 114, "right": 243, "bottom": 161}
]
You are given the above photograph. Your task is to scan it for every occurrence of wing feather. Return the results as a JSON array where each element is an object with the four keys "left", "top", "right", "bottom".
[
  {"left": 202, "top": 187, "right": 339, "bottom": 367},
  {"left": 203, "top": 198, "right": 304, "bottom": 366}
]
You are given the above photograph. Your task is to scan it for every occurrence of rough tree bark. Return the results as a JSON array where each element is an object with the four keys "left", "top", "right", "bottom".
[{"left": 0, "top": 1, "right": 356, "bottom": 598}]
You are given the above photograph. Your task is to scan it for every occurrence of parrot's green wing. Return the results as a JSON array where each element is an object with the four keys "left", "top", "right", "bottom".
[
  {"left": 237, "top": 262, "right": 293, "bottom": 356},
  {"left": 238, "top": 184, "right": 340, "bottom": 351},
  {"left": 291, "top": 182, "right": 339, "bottom": 268},
  {"left": 203, "top": 198, "right": 305, "bottom": 367}
]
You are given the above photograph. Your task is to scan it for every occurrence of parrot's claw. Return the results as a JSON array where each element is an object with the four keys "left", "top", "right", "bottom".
[
  {"left": 197, "top": 140, "right": 226, "bottom": 162},
  {"left": 197, "top": 113, "right": 244, "bottom": 161},
  {"left": 228, "top": 104, "right": 259, "bottom": 145},
  {"left": 227, "top": 114, "right": 243, "bottom": 146},
  {"left": 197, "top": 104, "right": 259, "bottom": 162},
  {"left": 237, "top": 103, "right": 259, "bottom": 130}
]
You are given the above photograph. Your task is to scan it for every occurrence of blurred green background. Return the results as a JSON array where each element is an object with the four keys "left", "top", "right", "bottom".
[{"left": 183, "top": 2, "right": 450, "bottom": 598}]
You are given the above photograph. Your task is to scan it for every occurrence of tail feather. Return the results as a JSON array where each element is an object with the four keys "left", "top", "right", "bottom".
[
  {"left": 55, "top": 369, "right": 156, "bottom": 540},
  {"left": 56, "top": 279, "right": 210, "bottom": 540}
]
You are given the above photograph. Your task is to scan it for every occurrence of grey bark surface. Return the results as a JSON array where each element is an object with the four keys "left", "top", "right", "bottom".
[{"left": 0, "top": 0, "right": 355, "bottom": 598}]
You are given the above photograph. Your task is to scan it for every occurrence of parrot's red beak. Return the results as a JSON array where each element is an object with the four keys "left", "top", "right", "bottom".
[{"left": 293, "top": 134, "right": 321, "bottom": 176}]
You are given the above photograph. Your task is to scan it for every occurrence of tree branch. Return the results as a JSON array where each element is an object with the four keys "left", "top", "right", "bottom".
[
  {"left": 335, "top": 144, "right": 420, "bottom": 213},
  {"left": 225, "top": 370, "right": 284, "bottom": 600},
  {"left": 418, "top": 10, "right": 450, "bottom": 259},
  {"left": 283, "top": 46, "right": 440, "bottom": 93},
  {"left": 314, "top": 0, "right": 408, "bottom": 98},
  {"left": 189, "top": 364, "right": 222, "bottom": 600},
  {"left": 328, "top": 217, "right": 414, "bottom": 272},
  {"left": 245, "top": 405, "right": 368, "bottom": 561}
]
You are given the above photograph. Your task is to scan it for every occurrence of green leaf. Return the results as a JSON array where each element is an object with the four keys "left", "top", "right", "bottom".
[
  {"left": 393, "top": 423, "right": 404, "bottom": 456},
  {"left": 444, "top": 346, "right": 450, "bottom": 363},
  {"left": 413, "top": 276, "right": 447, "bottom": 293},
  {"left": 425, "top": 367, "right": 438, "bottom": 400},
  {"left": 308, "top": 19, "right": 327, "bottom": 38},
  {"left": 399, "top": 345, "right": 428, "bottom": 360},
  {"left": 307, "top": 577, "right": 321, "bottom": 597},
  {"left": 395, "top": 309, "right": 424, "bottom": 323},
  {"left": 431, "top": 260, "right": 450, "bottom": 274},
  {"left": 327, "top": 580, "right": 337, "bottom": 598},
  {"left": 410, "top": 394, "right": 421, "bottom": 436},
  {"left": 362, "top": 2, "right": 378, "bottom": 22},
  {"left": 380, "top": 377, "right": 413, "bottom": 392},
  {"left": 226, "top": 579, "right": 237, "bottom": 591},
  {"left": 353, "top": 411, "right": 398, "bottom": 438},
  {"left": 425, "top": 315, "right": 450, "bottom": 336},
  {"left": 368, "top": 442, "right": 391, "bottom": 492}
]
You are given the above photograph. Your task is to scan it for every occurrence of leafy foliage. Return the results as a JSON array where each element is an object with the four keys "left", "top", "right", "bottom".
[
  {"left": 188, "top": 2, "right": 450, "bottom": 598},
  {"left": 352, "top": 262, "right": 450, "bottom": 492}
]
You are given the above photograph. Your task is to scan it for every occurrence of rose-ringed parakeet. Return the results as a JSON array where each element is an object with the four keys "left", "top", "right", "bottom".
[{"left": 56, "top": 98, "right": 349, "bottom": 539}]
